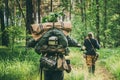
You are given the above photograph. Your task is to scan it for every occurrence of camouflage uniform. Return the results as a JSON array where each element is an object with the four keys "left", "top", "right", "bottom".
[
  {"left": 84, "top": 38, "right": 100, "bottom": 74},
  {"left": 27, "top": 33, "right": 80, "bottom": 80}
]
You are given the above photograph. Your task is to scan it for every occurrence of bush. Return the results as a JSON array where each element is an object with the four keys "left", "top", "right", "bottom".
[{"left": 99, "top": 47, "right": 120, "bottom": 80}]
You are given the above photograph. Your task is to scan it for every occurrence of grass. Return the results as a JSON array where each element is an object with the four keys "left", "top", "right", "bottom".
[
  {"left": 65, "top": 47, "right": 120, "bottom": 80},
  {"left": 98, "top": 47, "right": 120, "bottom": 80},
  {"left": 104, "top": 51, "right": 120, "bottom": 80},
  {"left": 0, "top": 46, "right": 120, "bottom": 80},
  {"left": 0, "top": 46, "right": 40, "bottom": 80},
  {"left": 64, "top": 48, "right": 85, "bottom": 80},
  {"left": 3, "top": 61, "right": 37, "bottom": 80}
]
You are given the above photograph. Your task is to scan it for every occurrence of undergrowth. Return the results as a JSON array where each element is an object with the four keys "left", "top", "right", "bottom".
[{"left": 0, "top": 47, "right": 120, "bottom": 80}]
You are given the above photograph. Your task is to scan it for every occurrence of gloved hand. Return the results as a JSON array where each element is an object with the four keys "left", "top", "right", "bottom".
[
  {"left": 66, "top": 59, "right": 72, "bottom": 73},
  {"left": 66, "top": 59, "right": 70, "bottom": 64},
  {"left": 80, "top": 46, "right": 86, "bottom": 51},
  {"left": 77, "top": 44, "right": 81, "bottom": 47},
  {"left": 83, "top": 54, "right": 86, "bottom": 58}
]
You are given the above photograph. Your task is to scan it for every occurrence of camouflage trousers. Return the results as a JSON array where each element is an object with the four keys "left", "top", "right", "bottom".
[
  {"left": 84, "top": 54, "right": 98, "bottom": 74},
  {"left": 85, "top": 55, "right": 97, "bottom": 67}
]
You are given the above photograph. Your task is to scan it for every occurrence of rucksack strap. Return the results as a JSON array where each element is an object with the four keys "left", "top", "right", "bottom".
[
  {"left": 39, "top": 62, "right": 43, "bottom": 80},
  {"left": 87, "top": 39, "right": 96, "bottom": 53},
  {"left": 61, "top": 21, "right": 64, "bottom": 28},
  {"left": 38, "top": 24, "right": 44, "bottom": 34}
]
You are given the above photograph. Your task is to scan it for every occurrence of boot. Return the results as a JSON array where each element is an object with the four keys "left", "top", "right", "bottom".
[
  {"left": 92, "top": 65, "right": 95, "bottom": 74},
  {"left": 88, "top": 66, "right": 92, "bottom": 74},
  {"left": 66, "top": 64, "right": 72, "bottom": 73},
  {"left": 65, "top": 60, "right": 72, "bottom": 73}
]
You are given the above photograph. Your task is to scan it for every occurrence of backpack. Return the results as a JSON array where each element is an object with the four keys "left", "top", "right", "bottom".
[
  {"left": 34, "top": 28, "right": 69, "bottom": 55},
  {"left": 30, "top": 22, "right": 72, "bottom": 76},
  {"left": 31, "top": 22, "right": 71, "bottom": 40},
  {"left": 34, "top": 27, "right": 71, "bottom": 72},
  {"left": 30, "top": 22, "right": 72, "bottom": 55}
]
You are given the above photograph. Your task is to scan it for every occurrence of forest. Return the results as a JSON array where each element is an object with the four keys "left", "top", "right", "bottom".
[{"left": 0, "top": 0, "right": 120, "bottom": 80}]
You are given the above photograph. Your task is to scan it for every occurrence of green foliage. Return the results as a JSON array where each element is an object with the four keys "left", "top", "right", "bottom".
[
  {"left": 6, "top": 26, "right": 22, "bottom": 37},
  {"left": 65, "top": 71, "right": 84, "bottom": 80},
  {"left": 0, "top": 0, "right": 120, "bottom": 79},
  {"left": 106, "top": 55, "right": 120, "bottom": 80},
  {"left": 0, "top": 47, "right": 40, "bottom": 80},
  {"left": 100, "top": 0, "right": 120, "bottom": 47},
  {"left": 42, "top": 12, "right": 64, "bottom": 23},
  {"left": 71, "top": 15, "right": 94, "bottom": 43},
  {"left": 42, "top": 12, "right": 57, "bottom": 23},
  {"left": 71, "top": 16, "right": 84, "bottom": 42},
  {"left": 72, "top": 0, "right": 120, "bottom": 47},
  {"left": 1, "top": 47, "right": 120, "bottom": 80},
  {"left": 3, "top": 61, "right": 37, "bottom": 80},
  {"left": 4, "top": 26, "right": 26, "bottom": 49},
  {"left": 105, "top": 49, "right": 120, "bottom": 80},
  {"left": 60, "top": 0, "right": 71, "bottom": 10},
  {"left": 99, "top": 47, "right": 120, "bottom": 80}
]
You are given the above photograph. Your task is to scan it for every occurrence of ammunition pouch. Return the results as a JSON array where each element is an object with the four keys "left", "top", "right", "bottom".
[
  {"left": 40, "top": 55, "right": 71, "bottom": 72},
  {"left": 40, "top": 56, "right": 57, "bottom": 70}
]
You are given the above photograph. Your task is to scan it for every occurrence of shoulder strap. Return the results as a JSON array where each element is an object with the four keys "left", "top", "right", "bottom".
[
  {"left": 39, "top": 24, "right": 44, "bottom": 34},
  {"left": 88, "top": 39, "right": 96, "bottom": 52},
  {"left": 39, "top": 63, "right": 43, "bottom": 80},
  {"left": 61, "top": 21, "right": 64, "bottom": 28}
]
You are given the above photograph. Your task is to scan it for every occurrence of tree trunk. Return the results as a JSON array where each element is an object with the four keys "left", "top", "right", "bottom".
[
  {"left": 103, "top": 0, "right": 107, "bottom": 48},
  {"left": 38, "top": 0, "right": 41, "bottom": 23},
  {"left": 5, "top": 0, "right": 9, "bottom": 26},
  {"left": 80, "top": 0, "right": 84, "bottom": 22},
  {"left": 26, "top": 0, "right": 34, "bottom": 46},
  {"left": 32, "top": 0, "right": 37, "bottom": 23},
  {"left": 16, "top": 0, "right": 26, "bottom": 22},
  {"left": 69, "top": 0, "right": 72, "bottom": 20},
  {"left": 83, "top": 0, "right": 87, "bottom": 30},
  {"left": 26, "top": 0, "right": 34, "bottom": 34},
  {"left": 3, "top": 0, "right": 9, "bottom": 46},
  {"left": 80, "top": 0, "right": 87, "bottom": 38},
  {"left": 95, "top": 0, "right": 100, "bottom": 43},
  {"left": 0, "top": 9, "right": 6, "bottom": 46},
  {"left": 50, "top": 0, "right": 53, "bottom": 12}
]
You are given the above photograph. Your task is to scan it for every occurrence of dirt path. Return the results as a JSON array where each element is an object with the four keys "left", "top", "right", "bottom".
[
  {"left": 65, "top": 52, "right": 116, "bottom": 80},
  {"left": 84, "top": 62, "right": 115, "bottom": 80}
]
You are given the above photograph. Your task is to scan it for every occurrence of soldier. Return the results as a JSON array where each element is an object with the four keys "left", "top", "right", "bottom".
[
  {"left": 27, "top": 12, "right": 81, "bottom": 80},
  {"left": 27, "top": 28, "right": 80, "bottom": 80},
  {"left": 83, "top": 32, "right": 100, "bottom": 75}
]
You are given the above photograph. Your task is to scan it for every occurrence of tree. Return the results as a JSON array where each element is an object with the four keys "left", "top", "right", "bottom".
[
  {"left": 0, "top": 7, "right": 6, "bottom": 46},
  {"left": 0, "top": 0, "right": 10, "bottom": 46},
  {"left": 38, "top": 0, "right": 41, "bottom": 23},
  {"left": 26, "top": 0, "right": 34, "bottom": 34},
  {"left": 95, "top": 0, "right": 100, "bottom": 43},
  {"left": 16, "top": 0, "right": 26, "bottom": 22},
  {"left": 80, "top": 0, "right": 87, "bottom": 38},
  {"left": 103, "top": 0, "right": 107, "bottom": 48},
  {"left": 50, "top": 0, "right": 53, "bottom": 12}
]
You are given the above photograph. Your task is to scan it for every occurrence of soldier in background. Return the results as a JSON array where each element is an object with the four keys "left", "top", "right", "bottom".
[{"left": 82, "top": 32, "right": 100, "bottom": 75}]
